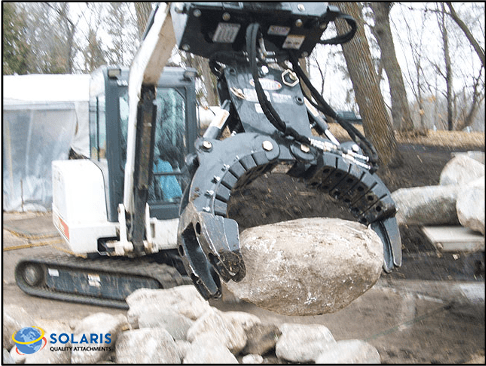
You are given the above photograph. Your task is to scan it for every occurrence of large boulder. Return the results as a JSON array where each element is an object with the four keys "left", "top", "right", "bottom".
[
  {"left": 392, "top": 185, "right": 460, "bottom": 225},
  {"left": 439, "top": 154, "right": 485, "bottom": 186},
  {"left": 225, "top": 218, "right": 384, "bottom": 316},
  {"left": 457, "top": 178, "right": 485, "bottom": 235}
]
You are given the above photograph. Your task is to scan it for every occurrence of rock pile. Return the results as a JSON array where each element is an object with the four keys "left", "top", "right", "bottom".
[
  {"left": 3, "top": 286, "right": 381, "bottom": 364},
  {"left": 392, "top": 151, "right": 485, "bottom": 234}
]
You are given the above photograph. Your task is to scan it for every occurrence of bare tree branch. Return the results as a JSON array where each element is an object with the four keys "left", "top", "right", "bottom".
[{"left": 445, "top": 2, "right": 485, "bottom": 69}]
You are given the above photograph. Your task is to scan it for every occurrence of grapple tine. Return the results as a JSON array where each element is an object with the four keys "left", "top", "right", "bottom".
[{"left": 371, "top": 217, "right": 403, "bottom": 272}]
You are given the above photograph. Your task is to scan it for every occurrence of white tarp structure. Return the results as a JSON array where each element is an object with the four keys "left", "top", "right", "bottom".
[{"left": 3, "top": 74, "right": 90, "bottom": 212}]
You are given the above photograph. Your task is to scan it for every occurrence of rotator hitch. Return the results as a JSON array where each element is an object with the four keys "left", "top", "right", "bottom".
[{"left": 171, "top": 2, "right": 402, "bottom": 299}]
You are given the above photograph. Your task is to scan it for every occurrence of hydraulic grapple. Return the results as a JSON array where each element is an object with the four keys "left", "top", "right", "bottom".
[{"left": 171, "top": 2, "right": 402, "bottom": 298}]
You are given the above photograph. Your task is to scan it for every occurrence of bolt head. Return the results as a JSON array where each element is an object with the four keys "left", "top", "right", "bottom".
[
  {"left": 295, "top": 19, "right": 303, "bottom": 27},
  {"left": 262, "top": 141, "right": 273, "bottom": 151},
  {"left": 193, "top": 9, "right": 201, "bottom": 17},
  {"left": 298, "top": 4, "right": 305, "bottom": 11},
  {"left": 222, "top": 12, "right": 231, "bottom": 21},
  {"left": 300, "top": 144, "right": 310, "bottom": 153},
  {"left": 202, "top": 140, "right": 212, "bottom": 150}
]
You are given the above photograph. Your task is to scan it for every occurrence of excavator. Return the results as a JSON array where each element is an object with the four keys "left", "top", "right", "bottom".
[{"left": 15, "top": 2, "right": 402, "bottom": 308}]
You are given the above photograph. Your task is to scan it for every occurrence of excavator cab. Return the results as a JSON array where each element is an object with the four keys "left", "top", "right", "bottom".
[
  {"left": 52, "top": 65, "right": 198, "bottom": 256},
  {"left": 88, "top": 65, "right": 197, "bottom": 222},
  {"left": 16, "top": 65, "right": 198, "bottom": 308}
]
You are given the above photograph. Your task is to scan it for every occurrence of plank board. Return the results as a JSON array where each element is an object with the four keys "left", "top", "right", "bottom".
[{"left": 422, "top": 226, "right": 485, "bottom": 252}]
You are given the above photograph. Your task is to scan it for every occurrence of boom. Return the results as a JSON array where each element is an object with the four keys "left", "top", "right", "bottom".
[{"left": 123, "top": 3, "right": 178, "bottom": 254}]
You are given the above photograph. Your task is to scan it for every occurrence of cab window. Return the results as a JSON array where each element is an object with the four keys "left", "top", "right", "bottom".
[
  {"left": 89, "top": 95, "right": 107, "bottom": 161},
  {"left": 119, "top": 87, "right": 187, "bottom": 204}
]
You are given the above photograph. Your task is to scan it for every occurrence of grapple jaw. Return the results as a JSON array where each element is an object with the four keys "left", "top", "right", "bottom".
[{"left": 177, "top": 133, "right": 402, "bottom": 299}]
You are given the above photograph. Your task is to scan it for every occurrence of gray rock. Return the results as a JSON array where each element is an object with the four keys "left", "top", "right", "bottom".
[
  {"left": 115, "top": 328, "right": 180, "bottom": 364},
  {"left": 451, "top": 151, "right": 485, "bottom": 164},
  {"left": 187, "top": 308, "right": 247, "bottom": 354},
  {"left": 126, "top": 286, "right": 211, "bottom": 327},
  {"left": 3, "top": 348, "right": 15, "bottom": 364},
  {"left": 241, "top": 354, "right": 264, "bottom": 364},
  {"left": 392, "top": 185, "right": 460, "bottom": 225},
  {"left": 314, "top": 339, "right": 381, "bottom": 364},
  {"left": 275, "top": 323, "right": 336, "bottom": 363},
  {"left": 183, "top": 343, "right": 239, "bottom": 364},
  {"left": 184, "top": 333, "right": 238, "bottom": 364},
  {"left": 440, "top": 154, "right": 485, "bottom": 186},
  {"left": 189, "top": 331, "right": 226, "bottom": 348},
  {"left": 225, "top": 218, "right": 384, "bottom": 316},
  {"left": 3, "top": 306, "right": 35, "bottom": 350},
  {"left": 175, "top": 340, "right": 191, "bottom": 360},
  {"left": 457, "top": 178, "right": 485, "bottom": 235},
  {"left": 242, "top": 323, "right": 281, "bottom": 356},
  {"left": 71, "top": 313, "right": 127, "bottom": 364},
  {"left": 221, "top": 311, "right": 262, "bottom": 332},
  {"left": 138, "top": 308, "right": 194, "bottom": 340}
]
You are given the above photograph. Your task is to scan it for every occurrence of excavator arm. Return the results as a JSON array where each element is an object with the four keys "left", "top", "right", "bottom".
[
  {"left": 122, "top": 3, "right": 177, "bottom": 255},
  {"left": 123, "top": 2, "right": 402, "bottom": 299}
]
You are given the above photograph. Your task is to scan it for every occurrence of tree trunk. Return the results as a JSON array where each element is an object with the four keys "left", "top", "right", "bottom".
[
  {"left": 134, "top": 2, "right": 153, "bottom": 40},
  {"left": 198, "top": 56, "right": 219, "bottom": 106},
  {"left": 439, "top": 3, "right": 454, "bottom": 131},
  {"left": 331, "top": 2, "right": 401, "bottom": 168},
  {"left": 455, "top": 70, "right": 484, "bottom": 131},
  {"left": 370, "top": 2, "right": 414, "bottom": 132}
]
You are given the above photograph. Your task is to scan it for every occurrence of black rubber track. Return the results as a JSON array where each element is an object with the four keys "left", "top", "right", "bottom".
[{"left": 15, "top": 254, "right": 193, "bottom": 309}]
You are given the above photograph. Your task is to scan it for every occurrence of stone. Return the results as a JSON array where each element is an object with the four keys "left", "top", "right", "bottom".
[
  {"left": 138, "top": 308, "right": 194, "bottom": 340},
  {"left": 184, "top": 333, "right": 238, "bottom": 364},
  {"left": 175, "top": 340, "right": 191, "bottom": 360},
  {"left": 3, "top": 305, "right": 35, "bottom": 350},
  {"left": 190, "top": 331, "right": 226, "bottom": 348},
  {"left": 451, "top": 151, "right": 485, "bottom": 164},
  {"left": 221, "top": 311, "right": 262, "bottom": 332},
  {"left": 242, "top": 323, "right": 281, "bottom": 356},
  {"left": 71, "top": 313, "right": 128, "bottom": 364},
  {"left": 187, "top": 308, "right": 247, "bottom": 354},
  {"left": 392, "top": 185, "right": 460, "bottom": 225},
  {"left": 3, "top": 348, "right": 14, "bottom": 364},
  {"left": 439, "top": 154, "right": 485, "bottom": 186},
  {"left": 115, "top": 328, "right": 180, "bottom": 364},
  {"left": 225, "top": 218, "right": 384, "bottom": 315},
  {"left": 275, "top": 323, "right": 336, "bottom": 363},
  {"left": 457, "top": 178, "right": 485, "bottom": 235},
  {"left": 314, "top": 339, "right": 381, "bottom": 364},
  {"left": 126, "top": 286, "right": 211, "bottom": 327},
  {"left": 241, "top": 354, "right": 264, "bottom": 364}
]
